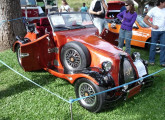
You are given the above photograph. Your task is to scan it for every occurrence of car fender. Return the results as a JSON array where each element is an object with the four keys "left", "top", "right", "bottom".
[
  {"left": 13, "top": 40, "right": 23, "bottom": 52},
  {"left": 45, "top": 68, "right": 100, "bottom": 85}
]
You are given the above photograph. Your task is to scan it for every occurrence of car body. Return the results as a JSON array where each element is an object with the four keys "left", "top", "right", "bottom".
[
  {"left": 20, "top": 0, "right": 58, "bottom": 17},
  {"left": 12, "top": 12, "right": 152, "bottom": 112},
  {"left": 106, "top": 1, "right": 152, "bottom": 49}
]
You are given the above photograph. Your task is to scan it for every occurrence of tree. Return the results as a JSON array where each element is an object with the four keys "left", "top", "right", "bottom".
[
  {"left": 134, "top": 0, "right": 157, "bottom": 14},
  {"left": 134, "top": 0, "right": 146, "bottom": 14},
  {"left": 0, "top": 0, "right": 26, "bottom": 52}
]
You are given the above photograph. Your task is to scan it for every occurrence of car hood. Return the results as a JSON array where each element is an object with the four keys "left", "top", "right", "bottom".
[{"left": 55, "top": 28, "right": 125, "bottom": 57}]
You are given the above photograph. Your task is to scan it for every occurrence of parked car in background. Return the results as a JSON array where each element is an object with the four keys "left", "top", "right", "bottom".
[
  {"left": 106, "top": 1, "right": 125, "bottom": 19},
  {"left": 20, "top": 0, "right": 58, "bottom": 17},
  {"left": 108, "top": 15, "right": 152, "bottom": 49},
  {"left": 106, "top": 1, "right": 153, "bottom": 50},
  {"left": 12, "top": 12, "right": 152, "bottom": 112}
]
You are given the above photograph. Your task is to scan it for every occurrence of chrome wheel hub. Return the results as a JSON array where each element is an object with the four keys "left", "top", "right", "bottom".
[
  {"left": 65, "top": 48, "right": 81, "bottom": 69},
  {"left": 78, "top": 82, "right": 96, "bottom": 107}
]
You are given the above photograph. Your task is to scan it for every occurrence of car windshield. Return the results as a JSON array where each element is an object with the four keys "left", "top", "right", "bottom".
[
  {"left": 20, "top": 0, "right": 36, "bottom": 6},
  {"left": 136, "top": 15, "right": 150, "bottom": 28},
  {"left": 49, "top": 12, "right": 94, "bottom": 31}
]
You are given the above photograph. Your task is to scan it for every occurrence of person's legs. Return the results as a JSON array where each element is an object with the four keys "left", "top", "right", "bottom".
[
  {"left": 103, "top": 19, "right": 109, "bottom": 30},
  {"left": 159, "top": 31, "right": 165, "bottom": 65},
  {"left": 125, "top": 30, "right": 132, "bottom": 54},
  {"left": 93, "top": 18, "right": 103, "bottom": 34},
  {"left": 149, "top": 31, "right": 159, "bottom": 64},
  {"left": 118, "top": 29, "right": 125, "bottom": 50},
  {"left": 82, "top": 14, "right": 86, "bottom": 21}
]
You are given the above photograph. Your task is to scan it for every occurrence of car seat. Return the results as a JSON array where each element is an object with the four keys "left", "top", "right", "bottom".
[{"left": 36, "top": 17, "right": 52, "bottom": 37}]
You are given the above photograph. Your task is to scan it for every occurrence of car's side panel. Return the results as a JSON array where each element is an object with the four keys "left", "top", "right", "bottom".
[
  {"left": 21, "top": 7, "right": 39, "bottom": 17},
  {"left": 20, "top": 34, "right": 50, "bottom": 71},
  {"left": 131, "top": 21, "right": 151, "bottom": 48},
  {"left": 100, "top": 29, "right": 119, "bottom": 46},
  {"left": 46, "top": 68, "right": 99, "bottom": 85},
  {"left": 13, "top": 41, "right": 23, "bottom": 52},
  {"left": 54, "top": 28, "right": 127, "bottom": 86},
  {"left": 108, "top": 22, "right": 151, "bottom": 48},
  {"left": 88, "top": 49, "right": 121, "bottom": 86},
  {"left": 24, "top": 32, "right": 37, "bottom": 41}
]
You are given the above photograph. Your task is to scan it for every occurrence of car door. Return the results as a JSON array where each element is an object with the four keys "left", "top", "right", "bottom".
[{"left": 20, "top": 34, "right": 50, "bottom": 71}]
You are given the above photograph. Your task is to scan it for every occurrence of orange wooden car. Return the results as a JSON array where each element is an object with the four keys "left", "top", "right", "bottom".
[{"left": 12, "top": 12, "right": 152, "bottom": 112}]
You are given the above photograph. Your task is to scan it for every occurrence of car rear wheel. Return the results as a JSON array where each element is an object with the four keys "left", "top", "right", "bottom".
[
  {"left": 74, "top": 78, "right": 106, "bottom": 112},
  {"left": 60, "top": 41, "right": 91, "bottom": 72},
  {"left": 16, "top": 44, "right": 22, "bottom": 68}
]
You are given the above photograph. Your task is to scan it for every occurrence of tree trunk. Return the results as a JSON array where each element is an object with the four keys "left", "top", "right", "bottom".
[
  {"left": 134, "top": 0, "right": 146, "bottom": 14},
  {"left": 137, "top": 2, "right": 145, "bottom": 15},
  {"left": 0, "top": 0, "right": 26, "bottom": 52}
]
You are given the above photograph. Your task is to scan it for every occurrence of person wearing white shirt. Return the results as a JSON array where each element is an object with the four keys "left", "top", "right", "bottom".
[
  {"left": 59, "top": 0, "right": 70, "bottom": 12},
  {"left": 89, "top": 0, "right": 108, "bottom": 34},
  {"left": 144, "top": 0, "right": 165, "bottom": 67}
]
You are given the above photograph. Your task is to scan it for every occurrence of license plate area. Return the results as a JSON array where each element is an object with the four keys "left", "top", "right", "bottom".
[{"left": 126, "top": 84, "right": 141, "bottom": 99}]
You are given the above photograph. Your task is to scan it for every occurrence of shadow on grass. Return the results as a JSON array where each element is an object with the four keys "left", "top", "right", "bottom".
[
  {"left": 0, "top": 73, "right": 62, "bottom": 99},
  {"left": 0, "top": 117, "right": 11, "bottom": 120},
  {"left": 101, "top": 85, "right": 155, "bottom": 113},
  {"left": 63, "top": 111, "right": 84, "bottom": 120},
  {"left": 0, "top": 65, "right": 8, "bottom": 73}
]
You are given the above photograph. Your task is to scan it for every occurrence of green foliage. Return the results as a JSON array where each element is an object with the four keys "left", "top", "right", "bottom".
[{"left": 0, "top": 48, "right": 165, "bottom": 119}]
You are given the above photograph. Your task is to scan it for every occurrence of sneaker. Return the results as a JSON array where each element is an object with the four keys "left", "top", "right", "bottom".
[
  {"left": 161, "top": 64, "right": 165, "bottom": 67},
  {"left": 149, "top": 62, "right": 155, "bottom": 66}
]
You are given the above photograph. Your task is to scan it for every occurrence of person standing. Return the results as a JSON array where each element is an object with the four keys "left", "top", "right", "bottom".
[
  {"left": 80, "top": 3, "right": 88, "bottom": 12},
  {"left": 143, "top": 7, "right": 148, "bottom": 17},
  {"left": 117, "top": 0, "right": 137, "bottom": 54},
  {"left": 120, "top": 5, "right": 126, "bottom": 12},
  {"left": 89, "top": 0, "right": 108, "bottom": 34},
  {"left": 80, "top": 3, "right": 88, "bottom": 21},
  {"left": 143, "top": 0, "right": 165, "bottom": 67},
  {"left": 59, "top": 0, "right": 70, "bottom": 12}
]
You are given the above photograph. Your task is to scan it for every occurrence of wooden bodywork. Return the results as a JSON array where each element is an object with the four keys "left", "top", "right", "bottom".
[{"left": 13, "top": 13, "right": 150, "bottom": 103}]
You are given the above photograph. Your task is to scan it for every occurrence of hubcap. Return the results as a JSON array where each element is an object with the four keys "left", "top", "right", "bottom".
[
  {"left": 65, "top": 48, "right": 81, "bottom": 69},
  {"left": 78, "top": 82, "right": 96, "bottom": 107}
]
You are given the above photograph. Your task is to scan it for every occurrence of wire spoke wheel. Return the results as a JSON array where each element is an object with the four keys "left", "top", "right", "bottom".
[
  {"left": 75, "top": 78, "right": 106, "bottom": 112},
  {"left": 79, "top": 82, "right": 96, "bottom": 107},
  {"left": 65, "top": 48, "right": 81, "bottom": 68}
]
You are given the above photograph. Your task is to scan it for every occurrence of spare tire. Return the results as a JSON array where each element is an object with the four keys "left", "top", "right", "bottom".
[{"left": 60, "top": 41, "right": 91, "bottom": 72}]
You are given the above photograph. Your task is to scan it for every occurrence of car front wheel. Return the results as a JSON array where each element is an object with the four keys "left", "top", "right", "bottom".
[{"left": 75, "top": 78, "right": 106, "bottom": 112}]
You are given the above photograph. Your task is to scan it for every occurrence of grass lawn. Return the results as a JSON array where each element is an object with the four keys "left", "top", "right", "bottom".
[{"left": 0, "top": 48, "right": 165, "bottom": 120}]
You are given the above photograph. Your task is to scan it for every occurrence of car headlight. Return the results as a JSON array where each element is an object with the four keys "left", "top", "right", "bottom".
[
  {"left": 132, "top": 52, "right": 140, "bottom": 61},
  {"left": 102, "top": 61, "right": 112, "bottom": 72}
]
